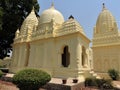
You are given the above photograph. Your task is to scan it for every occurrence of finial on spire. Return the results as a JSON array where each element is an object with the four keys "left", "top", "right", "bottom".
[
  {"left": 52, "top": 2, "right": 54, "bottom": 6},
  {"left": 68, "top": 15, "right": 74, "bottom": 19},
  {"left": 31, "top": 6, "right": 35, "bottom": 12},
  {"left": 51, "top": 2, "right": 55, "bottom": 9},
  {"left": 102, "top": 3, "right": 106, "bottom": 10}
]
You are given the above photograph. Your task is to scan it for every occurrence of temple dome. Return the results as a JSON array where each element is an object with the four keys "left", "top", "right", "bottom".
[
  {"left": 95, "top": 4, "right": 118, "bottom": 33},
  {"left": 39, "top": 3, "right": 64, "bottom": 24},
  {"left": 20, "top": 7, "right": 38, "bottom": 35}
]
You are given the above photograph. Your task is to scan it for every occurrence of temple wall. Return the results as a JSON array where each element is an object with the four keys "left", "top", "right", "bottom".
[{"left": 93, "top": 45, "right": 120, "bottom": 73}]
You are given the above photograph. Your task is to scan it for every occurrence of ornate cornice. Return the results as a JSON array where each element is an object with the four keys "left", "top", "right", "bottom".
[
  {"left": 14, "top": 17, "right": 89, "bottom": 44},
  {"left": 92, "top": 34, "right": 120, "bottom": 47}
]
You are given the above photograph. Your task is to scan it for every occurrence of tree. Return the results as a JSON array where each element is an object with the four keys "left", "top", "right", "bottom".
[
  {"left": 0, "top": 7, "right": 3, "bottom": 31},
  {"left": 12, "top": 69, "right": 51, "bottom": 90},
  {"left": 0, "top": 0, "right": 40, "bottom": 59}
]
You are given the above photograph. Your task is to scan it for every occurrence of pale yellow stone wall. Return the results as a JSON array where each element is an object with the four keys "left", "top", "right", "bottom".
[
  {"left": 24, "top": 33, "right": 91, "bottom": 78},
  {"left": 93, "top": 45, "right": 120, "bottom": 73},
  {"left": 11, "top": 24, "right": 92, "bottom": 78}
]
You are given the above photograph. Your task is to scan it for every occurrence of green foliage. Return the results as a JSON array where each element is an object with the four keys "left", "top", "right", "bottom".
[
  {"left": 95, "top": 79, "right": 113, "bottom": 89},
  {"left": 12, "top": 69, "right": 51, "bottom": 90},
  {"left": 108, "top": 69, "right": 119, "bottom": 80},
  {"left": 95, "top": 78, "right": 107, "bottom": 88},
  {"left": 0, "top": 65, "right": 4, "bottom": 68},
  {"left": 85, "top": 77, "right": 97, "bottom": 87},
  {"left": 101, "top": 80, "right": 113, "bottom": 89},
  {"left": 0, "top": 0, "right": 40, "bottom": 59},
  {"left": 0, "top": 7, "right": 3, "bottom": 31},
  {"left": 85, "top": 77, "right": 114, "bottom": 89},
  {"left": 0, "top": 70, "right": 3, "bottom": 77}
]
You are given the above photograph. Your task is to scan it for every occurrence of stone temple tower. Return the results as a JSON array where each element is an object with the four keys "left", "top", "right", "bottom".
[
  {"left": 92, "top": 3, "right": 120, "bottom": 78},
  {"left": 10, "top": 3, "right": 92, "bottom": 81}
]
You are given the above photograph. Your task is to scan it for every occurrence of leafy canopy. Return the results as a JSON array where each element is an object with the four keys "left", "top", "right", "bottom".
[
  {"left": 0, "top": 0, "right": 40, "bottom": 59},
  {"left": 0, "top": 7, "right": 3, "bottom": 31}
]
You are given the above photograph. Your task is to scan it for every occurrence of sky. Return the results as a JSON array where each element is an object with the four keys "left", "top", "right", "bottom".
[{"left": 38, "top": 0, "right": 120, "bottom": 40}]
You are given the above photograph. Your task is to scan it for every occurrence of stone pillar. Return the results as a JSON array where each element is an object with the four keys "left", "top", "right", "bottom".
[
  {"left": 17, "top": 46, "right": 21, "bottom": 67},
  {"left": 56, "top": 50, "right": 62, "bottom": 68},
  {"left": 70, "top": 43, "right": 82, "bottom": 69},
  {"left": 11, "top": 45, "right": 18, "bottom": 67},
  {"left": 25, "top": 43, "right": 30, "bottom": 67},
  {"left": 43, "top": 44, "right": 47, "bottom": 67},
  {"left": 84, "top": 49, "right": 89, "bottom": 68},
  {"left": 28, "top": 44, "right": 36, "bottom": 67},
  {"left": 76, "top": 44, "right": 82, "bottom": 69}
]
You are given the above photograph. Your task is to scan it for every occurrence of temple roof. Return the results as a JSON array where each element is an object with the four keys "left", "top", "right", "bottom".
[
  {"left": 20, "top": 7, "right": 38, "bottom": 35},
  {"left": 95, "top": 3, "right": 118, "bottom": 34},
  {"left": 39, "top": 3, "right": 64, "bottom": 25}
]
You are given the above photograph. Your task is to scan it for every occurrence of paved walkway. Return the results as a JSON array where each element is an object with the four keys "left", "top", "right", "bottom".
[
  {"left": 0, "top": 80, "right": 99, "bottom": 90},
  {"left": 0, "top": 80, "right": 18, "bottom": 90},
  {"left": 0, "top": 80, "right": 48, "bottom": 90}
]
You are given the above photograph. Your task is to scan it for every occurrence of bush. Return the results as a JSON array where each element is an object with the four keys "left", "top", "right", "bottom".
[
  {"left": 101, "top": 80, "right": 113, "bottom": 89},
  {"left": 12, "top": 69, "right": 51, "bottom": 90},
  {"left": 108, "top": 69, "right": 119, "bottom": 80},
  {"left": 0, "top": 70, "right": 3, "bottom": 78},
  {"left": 85, "top": 77, "right": 114, "bottom": 89},
  {"left": 85, "top": 77, "right": 97, "bottom": 87},
  {"left": 96, "top": 79, "right": 113, "bottom": 89},
  {"left": 95, "top": 78, "right": 106, "bottom": 88}
]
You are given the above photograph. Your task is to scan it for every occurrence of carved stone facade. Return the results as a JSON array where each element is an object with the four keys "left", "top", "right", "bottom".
[
  {"left": 10, "top": 4, "right": 92, "bottom": 80},
  {"left": 10, "top": 3, "right": 120, "bottom": 79},
  {"left": 92, "top": 4, "right": 120, "bottom": 77}
]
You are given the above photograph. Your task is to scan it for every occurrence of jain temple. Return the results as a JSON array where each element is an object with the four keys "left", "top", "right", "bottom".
[{"left": 10, "top": 3, "right": 120, "bottom": 80}]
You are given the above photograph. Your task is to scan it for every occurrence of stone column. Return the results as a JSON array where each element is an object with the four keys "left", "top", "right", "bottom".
[
  {"left": 76, "top": 44, "right": 82, "bottom": 69},
  {"left": 17, "top": 46, "right": 21, "bottom": 67},
  {"left": 25, "top": 43, "right": 30, "bottom": 67},
  {"left": 70, "top": 43, "right": 82, "bottom": 69},
  {"left": 28, "top": 44, "right": 36, "bottom": 67},
  {"left": 11, "top": 45, "right": 18, "bottom": 67},
  {"left": 43, "top": 44, "right": 47, "bottom": 67}
]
